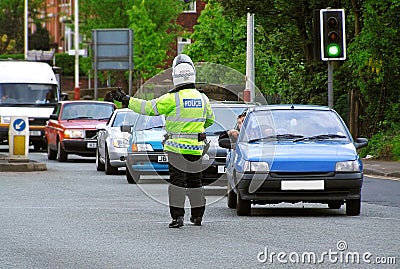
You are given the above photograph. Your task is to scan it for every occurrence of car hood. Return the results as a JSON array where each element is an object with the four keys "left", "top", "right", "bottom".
[
  {"left": 131, "top": 128, "right": 165, "bottom": 151},
  {"left": 238, "top": 142, "right": 360, "bottom": 172},
  {"left": 59, "top": 120, "right": 108, "bottom": 129},
  {"left": 109, "top": 127, "right": 131, "bottom": 139}
]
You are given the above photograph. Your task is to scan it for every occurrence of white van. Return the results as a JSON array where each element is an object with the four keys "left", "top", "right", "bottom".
[{"left": 0, "top": 60, "right": 60, "bottom": 150}]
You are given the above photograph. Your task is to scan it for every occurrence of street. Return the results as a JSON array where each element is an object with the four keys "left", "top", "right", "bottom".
[{"left": 0, "top": 151, "right": 398, "bottom": 268}]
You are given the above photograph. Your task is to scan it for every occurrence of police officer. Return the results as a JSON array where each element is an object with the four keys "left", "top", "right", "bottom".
[{"left": 109, "top": 54, "right": 214, "bottom": 228}]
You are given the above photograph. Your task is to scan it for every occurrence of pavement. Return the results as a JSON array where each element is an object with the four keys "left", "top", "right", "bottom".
[
  {"left": 0, "top": 153, "right": 47, "bottom": 172},
  {"left": 0, "top": 152, "right": 399, "bottom": 179}
]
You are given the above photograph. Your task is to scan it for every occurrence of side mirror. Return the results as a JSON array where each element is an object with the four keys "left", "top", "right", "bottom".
[
  {"left": 354, "top": 137, "right": 368, "bottom": 149},
  {"left": 218, "top": 138, "right": 233, "bottom": 149},
  {"left": 121, "top": 125, "right": 132, "bottom": 133},
  {"left": 49, "top": 114, "right": 58, "bottom": 120}
]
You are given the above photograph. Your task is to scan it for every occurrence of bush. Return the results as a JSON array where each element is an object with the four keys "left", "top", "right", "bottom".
[{"left": 360, "top": 131, "right": 400, "bottom": 161}]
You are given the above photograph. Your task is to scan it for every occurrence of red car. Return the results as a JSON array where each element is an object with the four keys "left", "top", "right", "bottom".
[{"left": 45, "top": 100, "right": 116, "bottom": 162}]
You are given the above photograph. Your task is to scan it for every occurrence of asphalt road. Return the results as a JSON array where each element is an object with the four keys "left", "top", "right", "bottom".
[{"left": 0, "top": 151, "right": 398, "bottom": 268}]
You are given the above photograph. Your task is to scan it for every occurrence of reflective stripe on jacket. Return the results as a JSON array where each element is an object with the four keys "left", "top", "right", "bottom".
[{"left": 127, "top": 88, "right": 214, "bottom": 155}]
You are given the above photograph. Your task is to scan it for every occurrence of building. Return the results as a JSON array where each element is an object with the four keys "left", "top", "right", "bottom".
[{"left": 42, "top": 0, "right": 206, "bottom": 57}]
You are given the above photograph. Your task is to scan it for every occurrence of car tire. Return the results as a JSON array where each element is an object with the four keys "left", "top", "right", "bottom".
[
  {"left": 126, "top": 169, "right": 139, "bottom": 184},
  {"left": 96, "top": 146, "right": 105, "bottom": 171},
  {"left": 328, "top": 201, "right": 343, "bottom": 209},
  {"left": 57, "top": 139, "right": 68, "bottom": 162},
  {"left": 47, "top": 143, "right": 57, "bottom": 160},
  {"left": 104, "top": 146, "right": 118, "bottom": 175},
  {"left": 227, "top": 182, "right": 237, "bottom": 209},
  {"left": 236, "top": 190, "right": 251, "bottom": 216},
  {"left": 346, "top": 198, "right": 361, "bottom": 216}
]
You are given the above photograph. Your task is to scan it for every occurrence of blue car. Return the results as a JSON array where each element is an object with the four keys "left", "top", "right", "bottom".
[
  {"left": 125, "top": 114, "right": 168, "bottom": 184},
  {"left": 219, "top": 105, "right": 368, "bottom": 216}
]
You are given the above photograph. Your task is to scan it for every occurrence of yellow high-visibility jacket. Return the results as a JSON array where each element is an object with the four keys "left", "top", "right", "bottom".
[{"left": 127, "top": 87, "right": 214, "bottom": 155}]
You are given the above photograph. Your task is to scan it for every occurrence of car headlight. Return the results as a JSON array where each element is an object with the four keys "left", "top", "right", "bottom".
[
  {"left": 335, "top": 160, "right": 360, "bottom": 172},
  {"left": 244, "top": 161, "right": 270, "bottom": 172},
  {"left": 112, "top": 138, "right": 130, "bottom": 148},
  {"left": 131, "top": 143, "right": 154, "bottom": 152},
  {"left": 0, "top": 116, "right": 11, "bottom": 124},
  {"left": 64, "top": 129, "right": 84, "bottom": 139}
]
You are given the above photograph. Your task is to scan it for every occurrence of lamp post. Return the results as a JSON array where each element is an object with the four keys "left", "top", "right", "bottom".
[
  {"left": 73, "top": 0, "right": 80, "bottom": 100},
  {"left": 244, "top": 12, "right": 255, "bottom": 102},
  {"left": 24, "top": 0, "right": 28, "bottom": 59}
]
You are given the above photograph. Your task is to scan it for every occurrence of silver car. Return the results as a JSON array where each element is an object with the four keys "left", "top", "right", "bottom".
[{"left": 96, "top": 108, "right": 139, "bottom": 175}]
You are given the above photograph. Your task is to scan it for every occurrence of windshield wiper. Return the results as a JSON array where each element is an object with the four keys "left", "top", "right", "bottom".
[
  {"left": 141, "top": 125, "right": 165, "bottom": 131},
  {"left": 67, "top": 116, "right": 93, "bottom": 121},
  {"left": 294, "top": 134, "right": 347, "bottom": 142},
  {"left": 249, "top": 134, "right": 303, "bottom": 143}
]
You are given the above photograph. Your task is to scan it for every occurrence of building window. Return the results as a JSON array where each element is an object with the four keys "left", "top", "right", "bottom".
[
  {"left": 182, "top": 0, "right": 196, "bottom": 13},
  {"left": 177, "top": 37, "right": 191, "bottom": 55}
]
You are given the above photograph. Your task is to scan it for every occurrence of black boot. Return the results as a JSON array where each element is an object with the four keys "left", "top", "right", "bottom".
[
  {"left": 190, "top": 216, "right": 202, "bottom": 226},
  {"left": 169, "top": 216, "right": 184, "bottom": 228}
]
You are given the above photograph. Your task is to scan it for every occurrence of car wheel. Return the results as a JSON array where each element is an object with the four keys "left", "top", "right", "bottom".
[
  {"left": 126, "top": 169, "right": 139, "bottom": 184},
  {"left": 104, "top": 146, "right": 118, "bottom": 175},
  {"left": 57, "top": 139, "right": 68, "bottom": 162},
  {"left": 96, "top": 146, "right": 105, "bottom": 171},
  {"left": 236, "top": 190, "right": 251, "bottom": 216},
  {"left": 227, "top": 182, "right": 237, "bottom": 209},
  {"left": 346, "top": 198, "right": 361, "bottom": 216},
  {"left": 47, "top": 142, "right": 57, "bottom": 160},
  {"left": 328, "top": 201, "right": 343, "bottom": 209}
]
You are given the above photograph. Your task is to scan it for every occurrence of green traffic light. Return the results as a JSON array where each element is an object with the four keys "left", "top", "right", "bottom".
[{"left": 327, "top": 43, "right": 341, "bottom": 57}]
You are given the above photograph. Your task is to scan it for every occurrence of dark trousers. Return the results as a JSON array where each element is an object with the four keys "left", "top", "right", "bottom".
[{"left": 167, "top": 152, "right": 205, "bottom": 219}]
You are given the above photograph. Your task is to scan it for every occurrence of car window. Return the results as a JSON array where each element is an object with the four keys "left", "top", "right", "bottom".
[
  {"left": 240, "top": 109, "right": 350, "bottom": 142},
  {"left": 206, "top": 106, "right": 248, "bottom": 135}
]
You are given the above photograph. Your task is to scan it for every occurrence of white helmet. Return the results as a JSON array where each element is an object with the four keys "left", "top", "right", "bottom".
[{"left": 172, "top": 54, "right": 196, "bottom": 87}]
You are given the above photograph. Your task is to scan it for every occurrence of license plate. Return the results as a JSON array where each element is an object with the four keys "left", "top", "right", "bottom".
[
  {"left": 87, "top": 142, "right": 97, "bottom": 148},
  {"left": 158, "top": 155, "right": 168, "bottom": 163},
  {"left": 29, "top": 131, "right": 41, "bottom": 136},
  {"left": 218, "top": 165, "right": 226, "bottom": 173},
  {"left": 281, "top": 180, "right": 324, "bottom": 190}
]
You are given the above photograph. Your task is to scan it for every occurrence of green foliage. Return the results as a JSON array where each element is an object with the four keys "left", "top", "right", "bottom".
[
  {"left": 127, "top": 0, "right": 182, "bottom": 80},
  {"left": 29, "top": 24, "right": 50, "bottom": 50},
  {"left": 0, "top": 0, "right": 47, "bottom": 53}
]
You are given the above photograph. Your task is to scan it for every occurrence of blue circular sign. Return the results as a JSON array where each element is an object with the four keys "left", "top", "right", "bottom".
[{"left": 13, "top": 118, "right": 26, "bottom": 132}]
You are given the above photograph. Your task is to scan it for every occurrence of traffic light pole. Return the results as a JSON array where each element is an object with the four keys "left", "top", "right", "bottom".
[{"left": 328, "top": 61, "right": 333, "bottom": 108}]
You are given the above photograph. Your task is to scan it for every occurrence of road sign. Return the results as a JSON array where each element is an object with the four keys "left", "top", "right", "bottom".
[{"left": 13, "top": 118, "right": 27, "bottom": 132}]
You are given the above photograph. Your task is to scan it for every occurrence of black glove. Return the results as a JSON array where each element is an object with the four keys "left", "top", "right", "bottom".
[
  {"left": 110, "top": 88, "right": 130, "bottom": 108},
  {"left": 104, "top": 91, "right": 114, "bottom": 103}
]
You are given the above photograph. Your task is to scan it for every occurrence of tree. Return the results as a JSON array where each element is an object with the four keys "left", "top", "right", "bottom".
[
  {"left": 29, "top": 24, "right": 51, "bottom": 51},
  {"left": 0, "top": 0, "right": 43, "bottom": 53},
  {"left": 79, "top": 0, "right": 183, "bottom": 91}
]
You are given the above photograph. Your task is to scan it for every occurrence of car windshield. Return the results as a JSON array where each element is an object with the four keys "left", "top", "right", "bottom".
[
  {"left": 0, "top": 83, "right": 58, "bottom": 105},
  {"left": 241, "top": 109, "right": 350, "bottom": 143},
  {"left": 133, "top": 114, "right": 165, "bottom": 131},
  {"left": 61, "top": 103, "right": 115, "bottom": 120},
  {"left": 112, "top": 111, "right": 140, "bottom": 127},
  {"left": 206, "top": 105, "right": 248, "bottom": 135}
]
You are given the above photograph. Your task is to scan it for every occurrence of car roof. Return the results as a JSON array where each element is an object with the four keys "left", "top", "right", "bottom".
[
  {"left": 250, "top": 104, "right": 332, "bottom": 112},
  {"left": 210, "top": 101, "right": 256, "bottom": 108},
  {"left": 59, "top": 100, "right": 115, "bottom": 105}
]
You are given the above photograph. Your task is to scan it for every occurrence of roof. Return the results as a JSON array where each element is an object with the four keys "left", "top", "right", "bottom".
[
  {"left": 251, "top": 104, "right": 332, "bottom": 112},
  {"left": 0, "top": 60, "right": 58, "bottom": 85}
]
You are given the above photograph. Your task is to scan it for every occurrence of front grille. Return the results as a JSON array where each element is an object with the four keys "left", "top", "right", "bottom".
[
  {"left": 28, "top": 117, "right": 48, "bottom": 126},
  {"left": 269, "top": 172, "right": 334, "bottom": 178},
  {"left": 85, "top": 130, "right": 97, "bottom": 139}
]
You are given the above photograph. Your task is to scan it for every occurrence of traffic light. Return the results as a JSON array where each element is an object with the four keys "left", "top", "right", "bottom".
[{"left": 320, "top": 9, "right": 346, "bottom": 61}]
